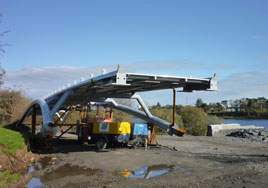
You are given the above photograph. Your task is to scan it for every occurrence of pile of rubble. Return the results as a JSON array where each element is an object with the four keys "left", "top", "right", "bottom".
[{"left": 227, "top": 128, "right": 268, "bottom": 142}]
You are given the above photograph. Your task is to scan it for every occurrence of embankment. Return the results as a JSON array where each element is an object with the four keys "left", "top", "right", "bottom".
[{"left": 0, "top": 126, "right": 39, "bottom": 187}]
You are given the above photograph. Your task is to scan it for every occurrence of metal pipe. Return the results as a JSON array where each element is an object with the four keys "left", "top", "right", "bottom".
[
  {"left": 131, "top": 94, "right": 152, "bottom": 118},
  {"left": 55, "top": 112, "right": 64, "bottom": 123},
  {"left": 50, "top": 91, "right": 73, "bottom": 117}
]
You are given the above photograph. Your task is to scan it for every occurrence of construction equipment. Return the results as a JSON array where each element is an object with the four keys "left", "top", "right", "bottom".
[{"left": 76, "top": 102, "right": 150, "bottom": 149}]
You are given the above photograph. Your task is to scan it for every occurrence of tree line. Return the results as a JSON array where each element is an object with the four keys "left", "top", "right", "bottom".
[
  {"left": 149, "top": 102, "right": 222, "bottom": 136},
  {"left": 195, "top": 97, "right": 268, "bottom": 119}
]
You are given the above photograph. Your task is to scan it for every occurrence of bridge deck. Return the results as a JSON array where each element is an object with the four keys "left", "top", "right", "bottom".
[{"left": 44, "top": 65, "right": 217, "bottom": 110}]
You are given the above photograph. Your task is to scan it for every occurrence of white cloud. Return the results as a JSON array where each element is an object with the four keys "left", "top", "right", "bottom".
[
  {"left": 3, "top": 63, "right": 266, "bottom": 106},
  {"left": 220, "top": 72, "right": 268, "bottom": 97},
  {"left": 192, "top": 72, "right": 268, "bottom": 104},
  {"left": 251, "top": 35, "right": 268, "bottom": 40},
  {"left": 2, "top": 65, "right": 115, "bottom": 99}
]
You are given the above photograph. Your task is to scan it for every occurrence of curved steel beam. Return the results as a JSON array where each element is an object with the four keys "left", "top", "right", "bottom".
[{"left": 17, "top": 99, "right": 54, "bottom": 127}]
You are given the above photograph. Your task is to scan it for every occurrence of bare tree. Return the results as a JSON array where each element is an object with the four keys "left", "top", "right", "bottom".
[{"left": 0, "top": 14, "right": 10, "bottom": 87}]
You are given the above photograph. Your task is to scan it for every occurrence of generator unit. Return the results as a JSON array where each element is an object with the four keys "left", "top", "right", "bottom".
[
  {"left": 91, "top": 122, "right": 131, "bottom": 149},
  {"left": 132, "top": 123, "right": 148, "bottom": 148}
]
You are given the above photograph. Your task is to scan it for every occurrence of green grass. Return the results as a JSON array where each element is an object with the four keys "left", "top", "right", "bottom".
[
  {"left": 0, "top": 171, "right": 21, "bottom": 187},
  {"left": 0, "top": 127, "right": 25, "bottom": 156}
]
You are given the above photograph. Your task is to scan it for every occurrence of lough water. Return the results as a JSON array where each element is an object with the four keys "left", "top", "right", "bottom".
[{"left": 224, "top": 119, "right": 268, "bottom": 130}]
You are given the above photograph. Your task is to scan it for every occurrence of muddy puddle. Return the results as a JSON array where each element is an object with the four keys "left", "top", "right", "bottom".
[
  {"left": 119, "top": 164, "right": 226, "bottom": 179},
  {"left": 119, "top": 164, "right": 185, "bottom": 179},
  {"left": 25, "top": 157, "right": 99, "bottom": 188}
]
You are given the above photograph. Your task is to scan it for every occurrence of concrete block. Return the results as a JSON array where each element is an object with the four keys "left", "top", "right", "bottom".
[{"left": 207, "top": 124, "right": 264, "bottom": 136}]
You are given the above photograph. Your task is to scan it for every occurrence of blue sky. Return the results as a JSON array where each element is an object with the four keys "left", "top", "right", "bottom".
[{"left": 0, "top": 0, "right": 268, "bottom": 105}]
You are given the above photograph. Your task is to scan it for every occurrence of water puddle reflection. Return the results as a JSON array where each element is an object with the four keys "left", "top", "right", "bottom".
[
  {"left": 25, "top": 157, "right": 99, "bottom": 188},
  {"left": 119, "top": 164, "right": 184, "bottom": 179},
  {"left": 25, "top": 178, "right": 44, "bottom": 188},
  {"left": 41, "top": 164, "right": 99, "bottom": 182}
]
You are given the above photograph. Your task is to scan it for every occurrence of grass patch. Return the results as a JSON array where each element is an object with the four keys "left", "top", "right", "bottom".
[
  {"left": 0, "top": 127, "right": 25, "bottom": 156},
  {"left": 0, "top": 171, "right": 21, "bottom": 187}
]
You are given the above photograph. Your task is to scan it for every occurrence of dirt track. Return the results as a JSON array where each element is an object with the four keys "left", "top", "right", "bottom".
[{"left": 25, "top": 134, "right": 268, "bottom": 188}]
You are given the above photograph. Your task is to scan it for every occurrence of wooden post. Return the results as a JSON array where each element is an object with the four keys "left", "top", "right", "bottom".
[
  {"left": 151, "top": 126, "right": 158, "bottom": 145},
  {"left": 148, "top": 125, "right": 158, "bottom": 145},
  {"left": 172, "top": 88, "right": 176, "bottom": 127},
  {"left": 32, "top": 105, "right": 36, "bottom": 135}
]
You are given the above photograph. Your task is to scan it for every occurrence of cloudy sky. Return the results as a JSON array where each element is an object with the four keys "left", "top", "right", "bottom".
[{"left": 0, "top": 0, "right": 267, "bottom": 105}]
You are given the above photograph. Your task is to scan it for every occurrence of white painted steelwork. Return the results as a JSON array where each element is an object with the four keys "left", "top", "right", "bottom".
[{"left": 17, "top": 65, "right": 218, "bottom": 137}]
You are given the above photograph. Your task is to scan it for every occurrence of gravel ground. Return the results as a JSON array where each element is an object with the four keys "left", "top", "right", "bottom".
[{"left": 24, "top": 134, "right": 268, "bottom": 188}]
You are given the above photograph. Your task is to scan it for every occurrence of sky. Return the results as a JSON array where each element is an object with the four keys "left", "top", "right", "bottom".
[{"left": 0, "top": 0, "right": 268, "bottom": 106}]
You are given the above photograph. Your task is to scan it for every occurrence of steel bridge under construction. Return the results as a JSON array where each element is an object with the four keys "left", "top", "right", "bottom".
[{"left": 17, "top": 65, "right": 218, "bottom": 141}]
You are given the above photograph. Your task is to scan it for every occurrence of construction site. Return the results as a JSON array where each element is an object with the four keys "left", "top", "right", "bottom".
[
  {"left": 17, "top": 64, "right": 217, "bottom": 148},
  {"left": 11, "top": 65, "right": 267, "bottom": 188}
]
